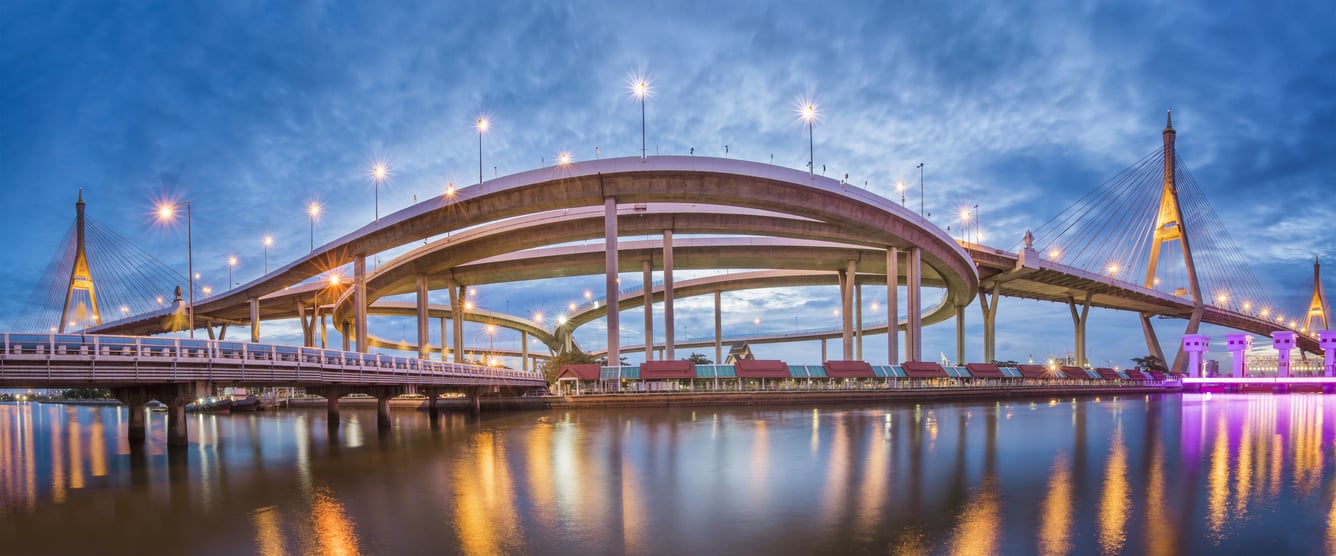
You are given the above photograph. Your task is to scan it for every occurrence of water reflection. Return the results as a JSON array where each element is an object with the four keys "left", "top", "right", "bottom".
[{"left": 2, "top": 395, "right": 1336, "bottom": 553}]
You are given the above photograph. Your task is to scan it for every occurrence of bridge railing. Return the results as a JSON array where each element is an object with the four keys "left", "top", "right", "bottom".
[{"left": 0, "top": 333, "right": 545, "bottom": 385}]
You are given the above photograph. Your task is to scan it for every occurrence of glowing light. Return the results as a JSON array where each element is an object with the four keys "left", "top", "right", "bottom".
[
  {"left": 156, "top": 203, "right": 176, "bottom": 221},
  {"left": 464, "top": 301, "right": 475, "bottom": 311},
  {"left": 1243, "top": 301, "right": 1252, "bottom": 311},
  {"left": 1048, "top": 249, "right": 1060, "bottom": 260},
  {"left": 308, "top": 202, "right": 321, "bottom": 218},
  {"left": 202, "top": 286, "right": 212, "bottom": 295},
  {"left": 1261, "top": 308, "right": 1271, "bottom": 317},
  {"left": 557, "top": 315, "right": 567, "bottom": 325},
  {"left": 584, "top": 290, "right": 592, "bottom": 300},
  {"left": 263, "top": 236, "right": 274, "bottom": 247},
  {"left": 960, "top": 208, "right": 971, "bottom": 221},
  {"left": 557, "top": 152, "right": 572, "bottom": 166},
  {"left": 629, "top": 76, "right": 651, "bottom": 99},
  {"left": 796, "top": 99, "right": 819, "bottom": 124},
  {"left": 475, "top": 116, "right": 490, "bottom": 134},
  {"left": 227, "top": 256, "right": 237, "bottom": 267},
  {"left": 1215, "top": 292, "right": 1228, "bottom": 304},
  {"left": 896, "top": 181, "right": 905, "bottom": 192},
  {"left": 532, "top": 312, "right": 543, "bottom": 323},
  {"left": 328, "top": 273, "right": 342, "bottom": 286},
  {"left": 445, "top": 182, "right": 455, "bottom": 197},
  {"left": 370, "top": 161, "right": 390, "bottom": 183},
  {"left": 120, "top": 306, "right": 129, "bottom": 314},
  {"left": 1106, "top": 263, "right": 1120, "bottom": 275},
  {"left": 568, "top": 302, "right": 576, "bottom": 312}
]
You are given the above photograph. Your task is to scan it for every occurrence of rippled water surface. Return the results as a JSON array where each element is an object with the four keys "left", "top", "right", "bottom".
[{"left": 1, "top": 394, "right": 1333, "bottom": 554}]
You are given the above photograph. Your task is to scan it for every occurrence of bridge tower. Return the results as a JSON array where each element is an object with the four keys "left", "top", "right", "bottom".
[
  {"left": 1142, "top": 112, "right": 1205, "bottom": 373},
  {"left": 1303, "top": 257, "right": 1330, "bottom": 333},
  {"left": 58, "top": 190, "right": 101, "bottom": 332}
]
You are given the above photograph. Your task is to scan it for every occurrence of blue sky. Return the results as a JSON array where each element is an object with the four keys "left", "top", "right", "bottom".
[{"left": 2, "top": 1, "right": 1333, "bottom": 366}]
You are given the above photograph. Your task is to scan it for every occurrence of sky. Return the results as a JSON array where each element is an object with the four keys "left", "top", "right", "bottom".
[{"left": 1, "top": 0, "right": 1333, "bottom": 367}]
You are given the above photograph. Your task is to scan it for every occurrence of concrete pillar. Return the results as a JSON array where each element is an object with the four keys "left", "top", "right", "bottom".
[
  {"left": 249, "top": 298, "right": 260, "bottom": 342},
  {"left": 979, "top": 283, "right": 999, "bottom": 363},
  {"left": 1140, "top": 313, "right": 1166, "bottom": 367},
  {"left": 376, "top": 396, "right": 391, "bottom": 429},
  {"left": 1182, "top": 334, "right": 1210, "bottom": 378},
  {"left": 712, "top": 290, "right": 723, "bottom": 364},
  {"left": 167, "top": 397, "right": 189, "bottom": 447},
  {"left": 341, "top": 321, "right": 351, "bottom": 351},
  {"left": 1068, "top": 292, "right": 1092, "bottom": 367},
  {"left": 842, "top": 260, "right": 855, "bottom": 360},
  {"left": 126, "top": 399, "right": 147, "bottom": 441},
  {"left": 521, "top": 331, "right": 529, "bottom": 372},
  {"left": 906, "top": 248, "right": 922, "bottom": 362},
  {"left": 416, "top": 274, "right": 430, "bottom": 360},
  {"left": 452, "top": 283, "right": 466, "bottom": 364},
  {"left": 643, "top": 259, "right": 653, "bottom": 361},
  {"left": 821, "top": 338, "right": 828, "bottom": 362},
  {"left": 605, "top": 197, "right": 620, "bottom": 365},
  {"left": 663, "top": 230, "right": 675, "bottom": 360},
  {"left": 955, "top": 304, "right": 966, "bottom": 365},
  {"left": 320, "top": 314, "right": 328, "bottom": 349},
  {"left": 1225, "top": 334, "right": 1252, "bottom": 377},
  {"left": 298, "top": 303, "right": 314, "bottom": 347},
  {"left": 856, "top": 283, "right": 864, "bottom": 360},
  {"left": 1273, "top": 331, "right": 1297, "bottom": 377},
  {"left": 887, "top": 247, "right": 899, "bottom": 364},
  {"left": 425, "top": 388, "right": 440, "bottom": 420},
  {"left": 1321, "top": 331, "right": 1336, "bottom": 377},
  {"left": 354, "top": 255, "right": 368, "bottom": 353}
]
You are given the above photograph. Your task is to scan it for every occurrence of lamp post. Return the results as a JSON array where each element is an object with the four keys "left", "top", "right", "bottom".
[
  {"left": 799, "top": 101, "right": 818, "bottom": 176},
  {"left": 155, "top": 200, "right": 194, "bottom": 338},
  {"left": 227, "top": 255, "right": 237, "bottom": 290},
  {"left": 630, "top": 76, "right": 650, "bottom": 159},
  {"left": 371, "top": 162, "right": 388, "bottom": 224},
  {"left": 476, "top": 117, "right": 490, "bottom": 185},
  {"left": 897, "top": 181, "right": 906, "bottom": 206},
  {"left": 917, "top": 163, "right": 925, "bottom": 220},
  {"left": 308, "top": 201, "right": 321, "bottom": 251},
  {"left": 262, "top": 235, "right": 273, "bottom": 274}
]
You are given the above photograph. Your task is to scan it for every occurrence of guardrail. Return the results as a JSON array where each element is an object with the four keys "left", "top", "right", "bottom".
[{"left": 0, "top": 333, "right": 546, "bottom": 387}]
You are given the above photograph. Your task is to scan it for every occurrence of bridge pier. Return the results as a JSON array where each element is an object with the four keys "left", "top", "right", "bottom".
[
  {"left": 306, "top": 385, "right": 352, "bottom": 426},
  {"left": 365, "top": 386, "right": 402, "bottom": 429},
  {"left": 978, "top": 283, "right": 999, "bottom": 363},
  {"left": 421, "top": 387, "right": 441, "bottom": 420},
  {"left": 906, "top": 247, "right": 923, "bottom": 362},
  {"left": 840, "top": 260, "right": 855, "bottom": 360},
  {"left": 112, "top": 382, "right": 211, "bottom": 447},
  {"left": 1068, "top": 292, "right": 1092, "bottom": 368},
  {"left": 663, "top": 229, "right": 676, "bottom": 360},
  {"left": 643, "top": 258, "right": 654, "bottom": 362},
  {"left": 886, "top": 247, "right": 899, "bottom": 364}
]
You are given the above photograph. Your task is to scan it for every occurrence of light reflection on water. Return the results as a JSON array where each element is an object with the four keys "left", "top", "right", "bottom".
[{"left": 1, "top": 394, "right": 1335, "bottom": 554}]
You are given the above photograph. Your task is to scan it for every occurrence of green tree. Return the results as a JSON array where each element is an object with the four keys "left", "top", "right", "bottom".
[
  {"left": 1131, "top": 355, "right": 1168, "bottom": 372},
  {"left": 61, "top": 388, "right": 112, "bottom": 400},
  {"left": 539, "top": 350, "right": 599, "bottom": 384},
  {"left": 684, "top": 353, "right": 713, "bottom": 364},
  {"left": 990, "top": 360, "right": 1020, "bottom": 367}
]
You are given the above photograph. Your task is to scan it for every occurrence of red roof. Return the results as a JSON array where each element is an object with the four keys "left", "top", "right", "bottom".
[
  {"left": 1095, "top": 367, "right": 1122, "bottom": 380},
  {"left": 641, "top": 360, "right": 695, "bottom": 379},
  {"left": 1060, "top": 366, "right": 1088, "bottom": 380},
  {"left": 556, "top": 364, "right": 601, "bottom": 381},
  {"left": 902, "top": 361, "right": 947, "bottom": 378},
  {"left": 1017, "top": 364, "right": 1049, "bottom": 379},
  {"left": 736, "top": 359, "right": 790, "bottom": 378},
  {"left": 824, "top": 360, "right": 876, "bottom": 378},
  {"left": 965, "top": 363, "right": 1005, "bottom": 378}
]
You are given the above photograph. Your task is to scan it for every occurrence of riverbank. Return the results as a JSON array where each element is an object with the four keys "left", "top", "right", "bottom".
[{"left": 287, "top": 384, "right": 1179, "bottom": 412}]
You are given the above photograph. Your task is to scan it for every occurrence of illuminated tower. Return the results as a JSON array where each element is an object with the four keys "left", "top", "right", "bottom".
[
  {"left": 1304, "top": 257, "right": 1330, "bottom": 333},
  {"left": 1144, "top": 111, "right": 1203, "bottom": 303},
  {"left": 58, "top": 190, "right": 101, "bottom": 332}
]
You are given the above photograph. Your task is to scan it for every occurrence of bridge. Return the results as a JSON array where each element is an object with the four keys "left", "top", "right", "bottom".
[{"left": 6, "top": 113, "right": 1330, "bottom": 445}]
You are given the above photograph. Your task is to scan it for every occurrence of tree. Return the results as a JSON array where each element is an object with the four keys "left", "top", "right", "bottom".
[
  {"left": 1131, "top": 355, "right": 1168, "bottom": 372},
  {"left": 684, "top": 352, "right": 712, "bottom": 364},
  {"left": 990, "top": 360, "right": 1020, "bottom": 367},
  {"left": 539, "top": 350, "right": 598, "bottom": 384}
]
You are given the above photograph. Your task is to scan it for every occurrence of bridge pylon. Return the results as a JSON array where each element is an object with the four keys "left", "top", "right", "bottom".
[
  {"left": 1304, "top": 257, "right": 1330, "bottom": 333},
  {"left": 58, "top": 190, "right": 102, "bottom": 332},
  {"left": 1142, "top": 112, "right": 1205, "bottom": 374}
]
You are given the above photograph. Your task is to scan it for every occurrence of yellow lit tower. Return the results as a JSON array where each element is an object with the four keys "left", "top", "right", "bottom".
[
  {"left": 58, "top": 189, "right": 101, "bottom": 332},
  {"left": 1304, "top": 257, "right": 1330, "bottom": 334},
  {"left": 1143, "top": 111, "right": 1204, "bottom": 373}
]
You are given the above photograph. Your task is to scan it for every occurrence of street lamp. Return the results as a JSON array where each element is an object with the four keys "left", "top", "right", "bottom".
[
  {"left": 307, "top": 201, "right": 321, "bottom": 251},
  {"left": 262, "top": 235, "right": 273, "bottom": 274},
  {"left": 370, "top": 161, "right": 389, "bottom": 224},
  {"left": 629, "top": 75, "right": 651, "bottom": 159},
  {"left": 897, "top": 181, "right": 906, "bottom": 206},
  {"left": 917, "top": 163, "right": 925, "bottom": 220},
  {"left": 227, "top": 255, "right": 237, "bottom": 290},
  {"left": 475, "top": 116, "right": 491, "bottom": 185},
  {"left": 797, "top": 99, "right": 819, "bottom": 176},
  {"left": 155, "top": 200, "right": 194, "bottom": 338}
]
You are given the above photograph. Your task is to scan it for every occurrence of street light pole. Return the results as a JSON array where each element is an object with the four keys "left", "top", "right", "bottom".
[
  {"left": 799, "top": 101, "right": 818, "bottom": 177},
  {"left": 917, "top": 163, "right": 925, "bottom": 220},
  {"left": 227, "top": 255, "right": 237, "bottom": 291},
  {"left": 155, "top": 200, "right": 194, "bottom": 338},
  {"left": 263, "top": 235, "right": 273, "bottom": 275},
  {"left": 308, "top": 202, "right": 320, "bottom": 252},
  {"left": 476, "top": 117, "right": 490, "bottom": 185}
]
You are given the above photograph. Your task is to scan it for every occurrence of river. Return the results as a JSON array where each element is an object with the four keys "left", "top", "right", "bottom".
[{"left": 0, "top": 393, "right": 1332, "bottom": 554}]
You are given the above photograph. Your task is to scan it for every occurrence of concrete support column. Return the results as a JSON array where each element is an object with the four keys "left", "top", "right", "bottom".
[
  {"left": 1182, "top": 334, "right": 1211, "bottom": 378},
  {"left": 1171, "top": 305, "right": 1206, "bottom": 375},
  {"left": 886, "top": 247, "right": 899, "bottom": 364},
  {"left": 713, "top": 290, "right": 722, "bottom": 364},
  {"left": 979, "top": 283, "right": 999, "bottom": 363},
  {"left": 1321, "top": 331, "right": 1336, "bottom": 377},
  {"left": 341, "top": 321, "right": 351, "bottom": 351},
  {"left": 604, "top": 197, "right": 620, "bottom": 366},
  {"left": 416, "top": 274, "right": 430, "bottom": 360},
  {"left": 452, "top": 283, "right": 466, "bottom": 364},
  {"left": 298, "top": 303, "right": 314, "bottom": 347},
  {"left": 320, "top": 314, "right": 328, "bottom": 349},
  {"left": 110, "top": 388, "right": 150, "bottom": 442},
  {"left": 1225, "top": 334, "right": 1252, "bottom": 377},
  {"left": 354, "top": 255, "right": 368, "bottom": 353},
  {"left": 856, "top": 283, "right": 864, "bottom": 360},
  {"left": 1273, "top": 331, "right": 1297, "bottom": 378},
  {"left": 424, "top": 388, "right": 440, "bottom": 420},
  {"left": 249, "top": 298, "right": 260, "bottom": 343},
  {"left": 821, "top": 338, "right": 828, "bottom": 362},
  {"left": 521, "top": 331, "right": 529, "bottom": 372},
  {"left": 663, "top": 230, "right": 675, "bottom": 360},
  {"left": 167, "top": 397, "right": 189, "bottom": 447},
  {"left": 841, "top": 260, "right": 855, "bottom": 360},
  {"left": 1068, "top": 292, "right": 1092, "bottom": 367},
  {"left": 643, "top": 259, "right": 653, "bottom": 361},
  {"left": 906, "top": 248, "right": 923, "bottom": 362},
  {"left": 955, "top": 304, "right": 966, "bottom": 365},
  {"left": 1140, "top": 313, "right": 1166, "bottom": 366},
  {"left": 376, "top": 396, "right": 391, "bottom": 429}
]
